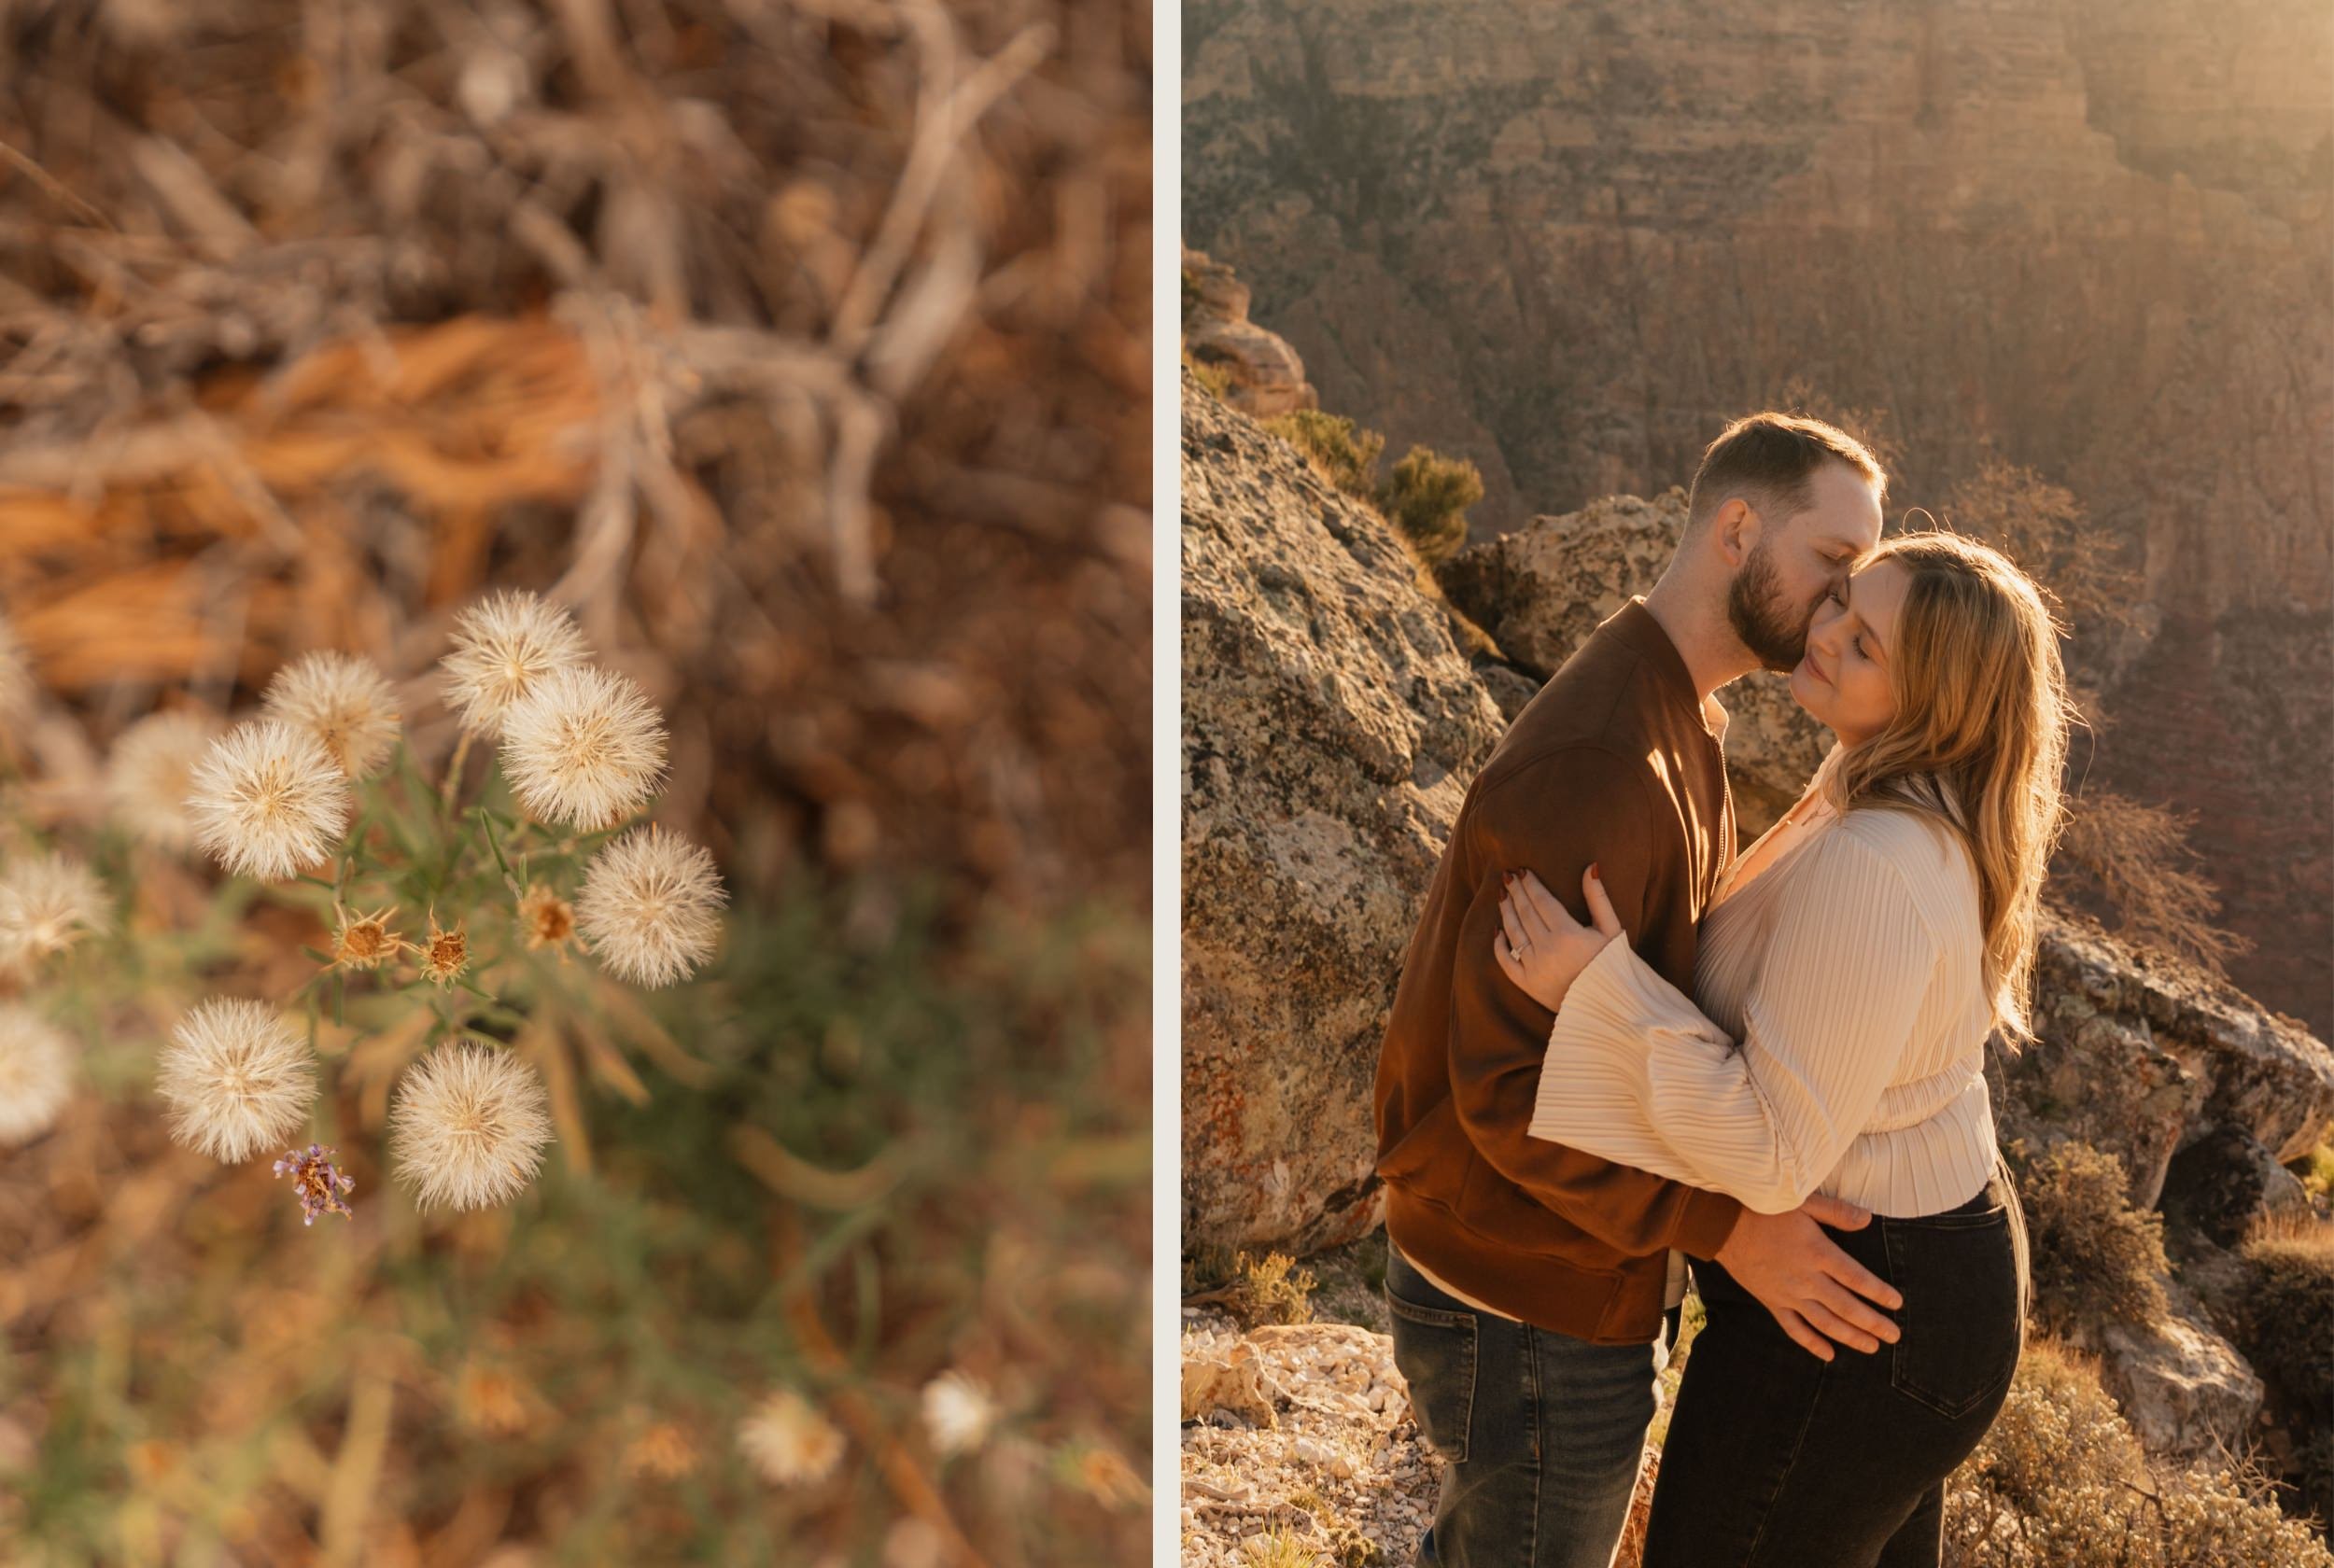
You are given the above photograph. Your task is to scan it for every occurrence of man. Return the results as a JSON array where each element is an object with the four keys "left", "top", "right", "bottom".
[{"left": 1372, "top": 413, "right": 1905, "bottom": 1568}]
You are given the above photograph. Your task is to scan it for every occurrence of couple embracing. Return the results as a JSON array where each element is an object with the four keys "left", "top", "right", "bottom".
[{"left": 1372, "top": 413, "right": 2057, "bottom": 1568}]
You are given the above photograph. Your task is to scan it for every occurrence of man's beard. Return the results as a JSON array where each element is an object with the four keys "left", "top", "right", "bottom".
[{"left": 1727, "top": 538, "right": 1816, "bottom": 674}]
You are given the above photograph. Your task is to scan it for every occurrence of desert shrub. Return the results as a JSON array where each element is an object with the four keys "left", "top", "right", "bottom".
[
  {"left": 2052, "top": 791, "right": 2252, "bottom": 977},
  {"left": 1181, "top": 1240, "right": 1238, "bottom": 1295},
  {"left": 2005, "top": 1138, "right": 2170, "bottom": 1338},
  {"left": 2304, "top": 1144, "right": 2334, "bottom": 1200},
  {"left": 1182, "top": 267, "right": 1202, "bottom": 328},
  {"left": 1183, "top": 348, "right": 1232, "bottom": 401},
  {"left": 1372, "top": 445, "right": 1483, "bottom": 565},
  {"left": 1938, "top": 459, "right": 2148, "bottom": 651},
  {"left": 1262, "top": 410, "right": 1385, "bottom": 499},
  {"left": 1944, "top": 1338, "right": 2333, "bottom": 1567},
  {"left": 2301, "top": 1428, "right": 2334, "bottom": 1537},
  {"left": 1222, "top": 1249, "right": 1317, "bottom": 1329},
  {"left": 2234, "top": 1217, "right": 2334, "bottom": 1411}
]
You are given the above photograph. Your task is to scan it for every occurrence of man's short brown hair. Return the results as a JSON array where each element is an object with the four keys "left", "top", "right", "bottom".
[{"left": 1686, "top": 412, "right": 1887, "bottom": 534}]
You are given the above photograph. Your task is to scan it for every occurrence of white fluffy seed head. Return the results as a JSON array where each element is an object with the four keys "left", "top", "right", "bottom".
[
  {"left": 921, "top": 1370, "right": 997, "bottom": 1456},
  {"left": 388, "top": 1040, "right": 554, "bottom": 1211},
  {"left": 156, "top": 998, "right": 317, "bottom": 1163},
  {"left": 260, "top": 651, "right": 403, "bottom": 778},
  {"left": 440, "top": 590, "right": 590, "bottom": 737},
  {"left": 0, "top": 852, "right": 107, "bottom": 973},
  {"left": 499, "top": 665, "right": 668, "bottom": 831},
  {"left": 186, "top": 719, "right": 354, "bottom": 881},
  {"left": 105, "top": 709, "right": 220, "bottom": 850},
  {"left": 737, "top": 1389, "right": 847, "bottom": 1486},
  {"left": 575, "top": 826, "right": 726, "bottom": 987},
  {"left": 0, "top": 1005, "right": 74, "bottom": 1145}
]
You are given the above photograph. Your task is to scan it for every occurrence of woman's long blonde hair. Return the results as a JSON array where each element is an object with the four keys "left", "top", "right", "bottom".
[{"left": 1814, "top": 530, "right": 2073, "bottom": 1045}]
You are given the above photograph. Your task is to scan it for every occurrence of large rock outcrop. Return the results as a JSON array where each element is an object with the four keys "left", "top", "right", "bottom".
[
  {"left": 1181, "top": 245, "right": 1319, "bottom": 419},
  {"left": 1181, "top": 367, "right": 1506, "bottom": 1256},
  {"left": 1185, "top": 0, "right": 2334, "bottom": 1038}
]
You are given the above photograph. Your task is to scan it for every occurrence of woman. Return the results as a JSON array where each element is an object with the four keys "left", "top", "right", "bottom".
[{"left": 1491, "top": 530, "right": 2057, "bottom": 1568}]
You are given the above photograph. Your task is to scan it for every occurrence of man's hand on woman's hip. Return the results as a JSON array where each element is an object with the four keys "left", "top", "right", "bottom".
[{"left": 1714, "top": 1195, "right": 1904, "bottom": 1361}]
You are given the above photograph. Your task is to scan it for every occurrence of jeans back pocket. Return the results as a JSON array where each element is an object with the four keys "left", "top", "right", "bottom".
[
  {"left": 1385, "top": 1281, "right": 1479, "bottom": 1464},
  {"left": 1881, "top": 1208, "right": 2022, "bottom": 1422}
]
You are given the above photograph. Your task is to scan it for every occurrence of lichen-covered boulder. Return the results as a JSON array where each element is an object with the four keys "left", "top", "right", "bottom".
[
  {"left": 1181, "top": 368, "right": 1506, "bottom": 1256},
  {"left": 2090, "top": 1283, "right": 2266, "bottom": 1459}
]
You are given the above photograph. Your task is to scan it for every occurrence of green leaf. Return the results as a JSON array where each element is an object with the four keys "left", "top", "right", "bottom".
[{"left": 477, "top": 807, "right": 514, "bottom": 885}]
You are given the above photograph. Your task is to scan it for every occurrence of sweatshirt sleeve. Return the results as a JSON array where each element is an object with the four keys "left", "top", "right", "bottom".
[
  {"left": 1448, "top": 749, "right": 1743, "bottom": 1260},
  {"left": 1526, "top": 823, "right": 1938, "bottom": 1214}
]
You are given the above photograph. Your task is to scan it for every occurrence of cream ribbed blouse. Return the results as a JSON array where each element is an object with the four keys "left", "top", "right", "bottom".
[{"left": 1526, "top": 793, "right": 2000, "bottom": 1251}]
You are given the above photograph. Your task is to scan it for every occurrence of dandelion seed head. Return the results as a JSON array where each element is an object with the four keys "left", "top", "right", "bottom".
[
  {"left": 0, "top": 1005, "right": 74, "bottom": 1145},
  {"left": 332, "top": 904, "right": 408, "bottom": 970},
  {"left": 260, "top": 651, "right": 402, "bottom": 778},
  {"left": 156, "top": 998, "right": 317, "bottom": 1163},
  {"left": 921, "top": 1369, "right": 996, "bottom": 1457},
  {"left": 737, "top": 1390, "right": 846, "bottom": 1486},
  {"left": 575, "top": 826, "right": 725, "bottom": 987},
  {"left": 499, "top": 665, "right": 668, "bottom": 831},
  {"left": 105, "top": 709, "right": 218, "bottom": 850},
  {"left": 419, "top": 916, "right": 470, "bottom": 987},
  {"left": 186, "top": 720, "right": 353, "bottom": 881},
  {"left": 388, "top": 1039, "right": 553, "bottom": 1211},
  {"left": 271, "top": 1141, "right": 356, "bottom": 1226},
  {"left": 517, "top": 884, "right": 575, "bottom": 952},
  {"left": 0, "top": 851, "right": 108, "bottom": 969},
  {"left": 441, "top": 590, "right": 590, "bottom": 736}
]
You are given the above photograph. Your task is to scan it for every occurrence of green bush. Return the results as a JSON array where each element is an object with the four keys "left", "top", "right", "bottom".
[
  {"left": 1261, "top": 410, "right": 1385, "bottom": 499},
  {"left": 1373, "top": 445, "right": 1483, "bottom": 565},
  {"left": 2005, "top": 1137, "right": 2170, "bottom": 1338}
]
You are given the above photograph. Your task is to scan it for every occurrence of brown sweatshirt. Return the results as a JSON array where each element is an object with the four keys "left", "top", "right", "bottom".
[{"left": 1372, "top": 596, "right": 1747, "bottom": 1343}]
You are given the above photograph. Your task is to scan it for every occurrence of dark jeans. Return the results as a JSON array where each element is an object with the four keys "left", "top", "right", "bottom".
[
  {"left": 1643, "top": 1159, "right": 2032, "bottom": 1568},
  {"left": 1385, "top": 1239, "right": 1680, "bottom": 1568}
]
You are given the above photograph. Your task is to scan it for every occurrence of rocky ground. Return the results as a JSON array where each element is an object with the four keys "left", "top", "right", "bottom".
[
  {"left": 1178, "top": 1312, "right": 1439, "bottom": 1568},
  {"left": 1180, "top": 1230, "right": 1679, "bottom": 1568}
]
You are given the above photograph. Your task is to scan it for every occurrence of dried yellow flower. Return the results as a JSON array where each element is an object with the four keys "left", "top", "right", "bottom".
[
  {"left": 517, "top": 884, "right": 576, "bottom": 952},
  {"left": 331, "top": 903, "right": 410, "bottom": 970},
  {"left": 419, "top": 915, "right": 470, "bottom": 987}
]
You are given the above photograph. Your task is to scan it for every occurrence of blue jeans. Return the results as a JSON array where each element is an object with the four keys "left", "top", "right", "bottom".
[{"left": 1385, "top": 1239, "right": 1678, "bottom": 1568}]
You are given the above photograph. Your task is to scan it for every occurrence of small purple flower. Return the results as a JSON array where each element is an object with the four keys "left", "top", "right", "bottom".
[{"left": 272, "top": 1142, "right": 356, "bottom": 1226}]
